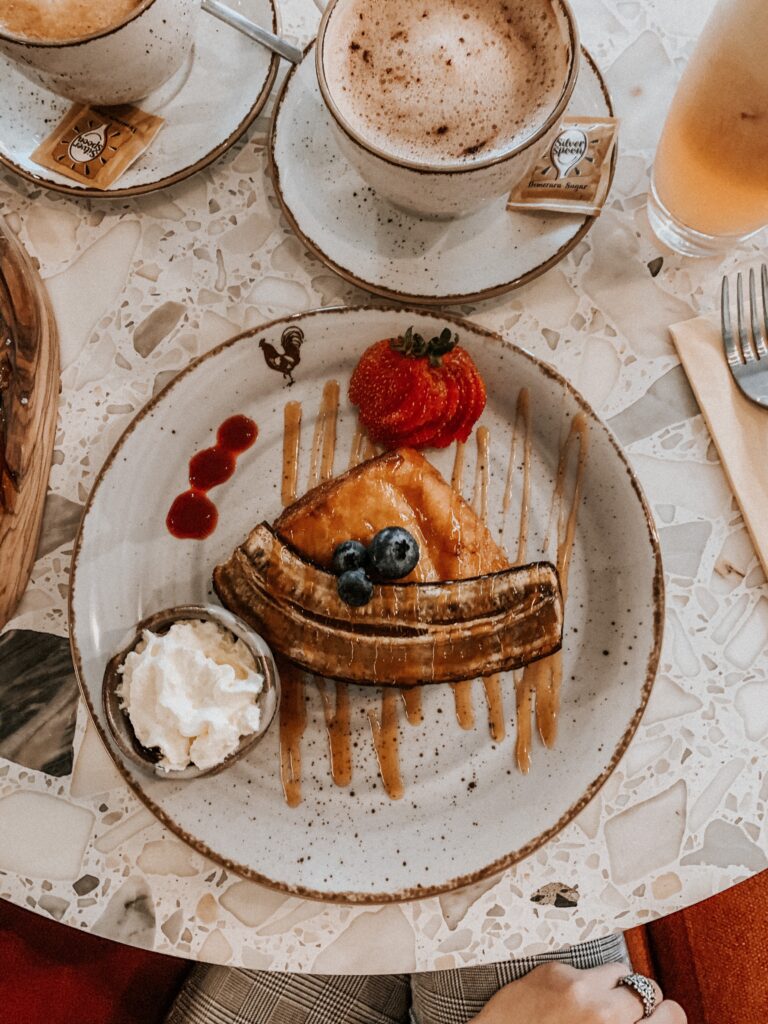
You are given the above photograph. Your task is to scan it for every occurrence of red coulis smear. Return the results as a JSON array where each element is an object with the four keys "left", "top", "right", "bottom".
[{"left": 167, "top": 415, "right": 258, "bottom": 540}]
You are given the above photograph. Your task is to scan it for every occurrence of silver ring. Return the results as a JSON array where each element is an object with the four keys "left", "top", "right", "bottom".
[{"left": 618, "top": 972, "right": 657, "bottom": 1018}]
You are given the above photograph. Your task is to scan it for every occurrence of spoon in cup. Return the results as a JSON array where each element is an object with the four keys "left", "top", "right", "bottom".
[{"left": 202, "top": 0, "right": 303, "bottom": 64}]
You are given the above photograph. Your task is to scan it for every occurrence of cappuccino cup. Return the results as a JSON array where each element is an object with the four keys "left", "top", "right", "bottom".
[
  {"left": 315, "top": 0, "right": 579, "bottom": 217},
  {"left": 0, "top": 0, "right": 199, "bottom": 106}
]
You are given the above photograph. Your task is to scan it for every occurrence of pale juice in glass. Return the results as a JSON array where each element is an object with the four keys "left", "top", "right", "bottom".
[{"left": 650, "top": 0, "right": 768, "bottom": 252}]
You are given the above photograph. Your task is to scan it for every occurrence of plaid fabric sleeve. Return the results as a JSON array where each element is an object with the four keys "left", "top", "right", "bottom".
[
  {"left": 165, "top": 968, "right": 411, "bottom": 1024},
  {"left": 165, "top": 933, "right": 628, "bottom": 1024},
  {"left": 410, "top": 933, "right": 629, "bottom": 1024}
]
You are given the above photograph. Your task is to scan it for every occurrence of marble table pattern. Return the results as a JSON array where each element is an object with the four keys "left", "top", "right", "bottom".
[{"left": 1, "top": 0, "right": 767, "bottom": 973}]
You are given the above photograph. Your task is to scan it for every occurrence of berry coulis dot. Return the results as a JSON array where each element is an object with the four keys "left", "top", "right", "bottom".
[
  {"left": 217, "top": 415, "right": 258, "bottom": 454},
  {"left": 166, "top": 490, "right": 218, "bottom": 540},
  {"left": 166, "top": 414, "right": 257, "bottom": 541},
  {"left": 188, "top": 447, "right": 236, "bottom": 490}
]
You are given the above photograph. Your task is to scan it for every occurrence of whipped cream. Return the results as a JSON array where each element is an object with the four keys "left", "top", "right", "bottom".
[{"left": 117, "top": 619, "right": 264, "bottom": 773}]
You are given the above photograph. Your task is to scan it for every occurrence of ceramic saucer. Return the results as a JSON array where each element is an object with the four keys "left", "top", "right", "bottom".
[
  {"left": 270, "top": 44, "right": 615, "bottom": 305},
  {"left": 0, "top": 0, "right": 278, "bottom": 198}
]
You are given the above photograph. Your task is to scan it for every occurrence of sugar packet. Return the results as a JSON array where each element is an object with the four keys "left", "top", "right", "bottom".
[
  {"left": 507, "top": 116, "right": 619, "bottom": 216},
  {"left": 31, "top": 104, "right": 164, "bottom": 190}
]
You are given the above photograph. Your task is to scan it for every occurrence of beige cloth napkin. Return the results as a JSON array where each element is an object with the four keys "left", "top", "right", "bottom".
[{"left": 670, "top": 314, "right": 768, "bottom": 579}]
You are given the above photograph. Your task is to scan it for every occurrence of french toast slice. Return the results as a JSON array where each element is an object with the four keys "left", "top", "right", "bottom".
[
  {"left": 213, "top": 448, "right": 563, "bottom": 685},
  {"left": 274, "top": 447, "right": 508, "bottom": 581}
]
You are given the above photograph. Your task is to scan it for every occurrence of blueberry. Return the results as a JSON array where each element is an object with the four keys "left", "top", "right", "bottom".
[
  {"left": 368, "top": 527, "right": 420, "bottom": 580},
  {"left": 337, "top": 568, "right": 373, "bottom": 607},
  {"left": 332, "top": 539, "right": 368, "bottom": 575}
]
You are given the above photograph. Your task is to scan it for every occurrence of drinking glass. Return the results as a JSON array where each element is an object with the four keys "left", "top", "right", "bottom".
[{"left": 647, "top": 0, "right": 768, "bottom": 257}]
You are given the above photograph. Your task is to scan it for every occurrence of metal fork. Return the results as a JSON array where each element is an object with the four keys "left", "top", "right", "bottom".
[{"left": 721, "top": 265, "right": 768, "bottom": 406}]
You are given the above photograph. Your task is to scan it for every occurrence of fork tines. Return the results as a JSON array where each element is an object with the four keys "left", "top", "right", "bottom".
[{"left": 721, "top": 264, "right": 768, "bottom": 366}]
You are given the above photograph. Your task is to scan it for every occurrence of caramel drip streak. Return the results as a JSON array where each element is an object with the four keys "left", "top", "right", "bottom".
[
  {"left": 348, "top": 422, "right": 365, "bottom": 469},
  {"left": 473, "top": 426, "right": 503, "bottom": 740},
  {"left": 451, "top": 441, "right": 466, "bottom": 494},
  {"left": 515, "top": 670, "right": 534, "bottom": 774},
  {"left": 472, "top": 427, "right": 490, "bottom": 525},
  {"left": 482, "top": 673, "right": 506, "bottom": 742},
  {"left": 308, "top": 380, "right": 340, "bottom": 488},
  {"left": 318, "top": 679, "right": 353, "bottom": 787},
  {"left": 533, "top": 413, "right": 589, "bottom": 751},
  {"left": 452, "top": 681, "right": 476, "bottom": 730},
  {"left": 309, "top": 380, "right": 351, "bottom": 794},
  {"left": 502, "top": 389, "right": 531, "bottom": 565},
  {"left": 401, "top": 686, "right": 423, "bottom": 726},
  {"left": 281, "top": 401, "right": 302, "bottom": 507},
  {"left": 501, "top": 389, "right": 534, "bottom": 771},
  {"left": 369, "top": 690, "right": 404, "bottom": 800},
  {"left": 277, "top": 658, "right": 307, "bottom": 808},
  {"left": 449, "top": 435, "right": 484, "bottom": 731}
]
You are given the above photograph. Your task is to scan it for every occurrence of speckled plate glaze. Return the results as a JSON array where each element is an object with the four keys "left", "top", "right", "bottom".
[
  {"left": 0, "top": 0, "right": 278, "bottom": 198},
  {"left": 70, "top": 306, "right": 662, "bottom": 903},
  {"left": 269, "top": 47, "right": 614, "bottom": 305}
]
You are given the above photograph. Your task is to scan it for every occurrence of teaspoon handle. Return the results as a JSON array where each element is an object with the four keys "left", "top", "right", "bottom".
[{"left": 201, "top": 0, "right": 303, "bottom": 64}]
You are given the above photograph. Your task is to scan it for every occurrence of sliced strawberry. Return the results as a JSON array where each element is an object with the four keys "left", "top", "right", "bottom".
[
  {"left": 446, "top": 350, "right": 486, "bottom": 444},
  {"left": 375, "top": 367, "right": 443, "bottom": 435},
  {"left": 349, "top": 340, "right": 410, "bottom": 417},
  {"left": 349, "top": 329, "right": 487, "bottom": 451},
  {"left": 427, "top": 365, "right": 465, "bottom": 448}
]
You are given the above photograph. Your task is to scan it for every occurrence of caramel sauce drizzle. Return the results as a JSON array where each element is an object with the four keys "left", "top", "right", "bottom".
[
  {"left": 278, "top": 400, "right": 307, "bottom": 805},
  {"left": 314, "top": 383, "right": 352, "bottom": 790},
  {"left": 473, "top": 426, "right": 491, "bottom": 525},
  {"left": 515, "top": 678, "right": 534, "bottom": 774},
  {"left": 471, "top": 426, "right": 507, "bottom": 741},
  {"left": 317, "top": 679, "right": 353, "bottom": 787},
  {"left": 348, "top": 423, "right": 366, "bottom": 469},
  {"left": 450, "top": 430, "right": 490, "bottom": 732},
  {"left": 277, "top": 657, "right": 307, "bottom": 808},
  {"left": 504, "top": 388, "right": 532, "bottom": 565},
  {"left": 482, "top": 673, "right": 506, "bottom": 742},
  {"left": 279, "top": 384, "right": 343, "bottom": 805},
  {"left": 281, "top": 402, "right": 302, "bottom": 506},
  {"left": 308, "top": 380, "right": 340, "bottom": 489},
  {"left": 401, "top": 686, "right": 423, "bottom": 725},
  {"left": 502, "top": 388, "right": 534, "bottom": 773},
  {"left": 451, "top": 440, "right": 466, "bottom": 493},
  {"left": 368, "top": 689, "right": 404, "bottom": 800},
  {"left": 520, "top": 412, "right": 589, "bottom": 767}
]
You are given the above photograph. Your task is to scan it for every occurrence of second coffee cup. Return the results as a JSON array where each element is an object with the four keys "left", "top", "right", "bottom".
[
  {"left": 315, "top": 0, "right": 580, "bottom": 218},
  {"left": 0, "top": 0, "right": 198, "bottom": 106}
]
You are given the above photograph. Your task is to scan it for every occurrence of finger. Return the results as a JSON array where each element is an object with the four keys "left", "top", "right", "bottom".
[
  {"left": 580, "top": 962, "right": 633, "bottom": 988},
  {"left": 610, "top": 977, "right": 665, "bottom": 1023},
  {"left": 647, "top": 999, "right": 688, "bottom": 1024}
]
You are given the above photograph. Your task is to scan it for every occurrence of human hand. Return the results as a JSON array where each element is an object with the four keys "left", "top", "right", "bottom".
[{"left": 470, "top": 962, "right": 686, "bottom": 1024}]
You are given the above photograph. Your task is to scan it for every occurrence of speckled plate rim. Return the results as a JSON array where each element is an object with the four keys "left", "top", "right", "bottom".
[
  {"left": 68, "top": 304, "right": 664, "bottom": 905},
  {"left": 0, "top": 1, "right": 279, "bottom": 200},
  {"left": 268, "top": 46, "right": 616, "bottom": 307}
]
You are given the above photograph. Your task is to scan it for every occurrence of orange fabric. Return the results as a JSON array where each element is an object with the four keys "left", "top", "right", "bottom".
[
  {"left": 624, "top": 926, "right": 656, "bottom": 981},
  {"left": 643, "top": 869, "right": 768, "bottom": 1024}
]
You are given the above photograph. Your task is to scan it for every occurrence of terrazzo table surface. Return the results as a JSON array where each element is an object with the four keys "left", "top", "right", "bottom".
[{"left": 1, "top": 0, "right": 767, "bottom": 972}]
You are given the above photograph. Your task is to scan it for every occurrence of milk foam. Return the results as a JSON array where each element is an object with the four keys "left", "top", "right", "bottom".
[
  {"left": 0, "top": 0, "right": 142, "bottom": 41},
  {"left": 323, "top": 0, "right": 570, "bottom": 165}
]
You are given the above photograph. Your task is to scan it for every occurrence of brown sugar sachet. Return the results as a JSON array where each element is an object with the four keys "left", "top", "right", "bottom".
[
  {"left": 31, "top": 103, "right": 164, "bottom": 189},
  {"left": 507, "top": 116, "right": 619, "bottom": 215}
]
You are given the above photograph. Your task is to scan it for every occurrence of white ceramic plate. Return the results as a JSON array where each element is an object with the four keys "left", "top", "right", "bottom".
[
  {"left": 0, "top": 0, "right": 278, "bottom": 198},
  {"left": 70, "top": 306, "right": 662, "bottom": 902},
  {"left": 269, "top": 47, "right": 614, "bottom": 305}
]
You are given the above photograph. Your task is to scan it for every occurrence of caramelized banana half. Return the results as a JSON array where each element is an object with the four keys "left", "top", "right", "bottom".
[{"left": 213, "top": 523, "right": 563, "bottom": 687}]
